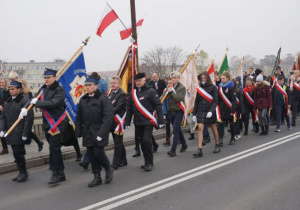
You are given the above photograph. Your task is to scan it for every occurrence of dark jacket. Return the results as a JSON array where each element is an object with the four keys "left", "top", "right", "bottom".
[
  {"left": 291, "top": 82, "right": 300, "bottom": 100},
  {"left": 272, "top": 84, "right": 291, "bottom": 109},
  {"left": 125, "top": 83, "right": 164, "bottom": 127},
  {"left": 75, "top": 89, "right": 113, "bottom": 147},
  {"left": 0, "top": 88, "right": 10, "bottom": 107},
  {"left": 254, "top": 84, "right": 272, "bottom": 110},
  {"left": 235, "top": 91, "right": 245, "bottom": 114},
  {"left": 218, "top": 86, "right": 236, "bottom": 120},
  {"left": 149, "top": 79, "right": 167, "bottom": 97},
  {"left": 28, "top": 81, "right": 66, "bottom": 133},
  {"left": 193, "top": 84, "right": 218, "bottom": 124},
  {"left": 108, "top": 88, "right": 127, "bottom": 131},
  {"left": 0, "top": 93, "right": 33, "bottom": 145}
]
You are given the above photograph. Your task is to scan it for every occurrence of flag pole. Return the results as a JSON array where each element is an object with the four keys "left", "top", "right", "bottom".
[
  {"left": 218, "top": 48, "right": 229, "bottom": 72},
  {"left": 130, "top": 0, "right": 139, "bottom": 72},
  {"left": 4, "top": 37, "right": 91, "bottom": 138},
  {"left": 236, "top": 56, "right": 244, "bottom": 77}
]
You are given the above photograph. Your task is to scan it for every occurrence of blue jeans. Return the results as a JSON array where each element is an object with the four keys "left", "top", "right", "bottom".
[
  {"left": 276, "top": 103, "right": 290, "bottom": 129},
  {"left": 169, "top": 112, "right": 187, "bottom": 151},
  {"left": 203, "top": 124, "right": 209, "bottom": 138}
]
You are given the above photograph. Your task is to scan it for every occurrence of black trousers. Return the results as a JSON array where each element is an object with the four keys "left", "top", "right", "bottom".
[
  {"left": 135, "top": 125, "right": 154, "bottom": 166},
  {"left": 291, "top": 99, "right": 299, "bottom": 121},
  {"left": 11, "top": 144, "right": 26, "bottom": 168},
  {"left": 45, "top": 133, "right": 64, "bottom": 171},
  {"left": 112, "top": 132, "right": 127, "bottom": 166},
  {"left": 87, "top": 146, "right": 110, "bottom": 174},
  {"left": 243, "top": 105, "right": 256, "bottom": 132},
  {"left": 217, "top": 118, "right": 234, "bottom": 139},
  {"left": 165, "top": 114, "right": 171, "bottom": 138},
  {"left": 234, "top": 109, "right": 241, "bottom": 135},
  {"left": 1, "top": 137, "right": 7, "bottom": 150}
]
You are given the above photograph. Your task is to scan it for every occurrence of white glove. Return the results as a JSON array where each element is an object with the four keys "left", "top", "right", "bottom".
[
  {"left": 192, "top": 116, "right": 197, "bottom": 122},
  {"left": 30, "top": 98, "right": 38, "bottom": 105},
  {"left": 22, "top": 136, "right": 27, "bottom": 141},
  {"left": 96, "top": 136, "right": 102, "bottom": 141},
  {"left": 206, "top": 112, "right": 212, "bottom": 118},
  {"left": 19, "top": 108, "right": 28, "bottom": 119},
  {"left": 159, "top": 124, "right": 164, "bottom": 128},
  {"left": 0, "top": 131, "right": 4, "bottom": 137},
  {"left": 125, "top": 126, "right": 130, "bottom": 129}
]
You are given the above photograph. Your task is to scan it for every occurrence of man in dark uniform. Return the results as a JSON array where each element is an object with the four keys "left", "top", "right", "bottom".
[
  {"left": 108, "top": 76, "right": 127, "bottom": 170},
  {"left": 149, "top": 73, "right": 167, "bottom": 97},
  {"left": 75, "top": 76, "right": 114, "bottom": 187},
  {"left": 125, "top": 73, "right": 164, "bottom": 172},
  {"left": 28, "top": 68, "right": 67, "bottom": 185},
  {"left": 0, "top": 81, "right": 33, "bottom": 182}
]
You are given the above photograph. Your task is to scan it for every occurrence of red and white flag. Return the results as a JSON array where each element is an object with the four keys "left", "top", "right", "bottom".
[
  {"left": 96, "top": 4, "right": 118, "bottom": 37},
  {"left": 207, "top": 60, "right": 215, "bottom": 83},
  {"left": 119, "top": 18, "right": 144, "bottom": 40}
]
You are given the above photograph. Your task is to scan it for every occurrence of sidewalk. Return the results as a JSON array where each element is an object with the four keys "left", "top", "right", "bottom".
[{"left": 0, "top": 127, "right": 188, "bottom": 175}]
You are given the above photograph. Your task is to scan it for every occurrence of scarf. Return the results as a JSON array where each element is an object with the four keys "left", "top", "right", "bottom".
[
  {"left": 219, "top": 81, "right": 234, "bottom": 88},
  {"left": 243, "top": 85, "right": 254, "bottom": 93}
]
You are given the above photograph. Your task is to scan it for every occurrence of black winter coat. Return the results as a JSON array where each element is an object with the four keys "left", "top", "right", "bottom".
[
  {"left": 193, "top": 84, "right": 218, "bottom": 124},
  {"left": 108, "top": 88, "right": 127, "bottom": 131},
  {"left": 125, "top": 83, "right": 164, "bottom": 127},
  {"left": 0, "top": 93, "right": 33, "bottom": 145},
  {"left": 235, "top": 91, "right": 245, "bottom": 114},
  {"left": 27, "top": 81, "right": 66, "bottom": 133},
  {"left": 75, "top": 90, "right": 113, "bottom": 147},
  {"left": 218, "top": 86, "right": 236, "bottom": 120}
]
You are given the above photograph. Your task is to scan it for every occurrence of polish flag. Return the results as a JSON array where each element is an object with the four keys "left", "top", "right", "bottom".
[
  {"left": 96, "top": 4, "right": 118, "bottom": 37},
  {"left": 119, "top": 19, "right": 144, "bottom": 40},
  {"left": 208, "top": 62, "right": 215, "bottom": 83}
]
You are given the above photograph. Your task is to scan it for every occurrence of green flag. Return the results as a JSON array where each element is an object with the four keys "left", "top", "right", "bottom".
[
  {"left": 218, "top": 54, "right": 229, "bottom": 74},
  {"left": 271, "top": 47, "right": 281, "bottom": 76}
]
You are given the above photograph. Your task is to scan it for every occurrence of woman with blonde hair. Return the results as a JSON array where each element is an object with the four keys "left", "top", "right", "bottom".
[
  {"left": 0, "top": 78, "right": 10, "bottom": 155},
  {"left": 8, "top": 71, "right": 19, "bottom": 81}
]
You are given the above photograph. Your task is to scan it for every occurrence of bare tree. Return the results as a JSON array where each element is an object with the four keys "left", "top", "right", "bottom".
[{"left": 194, "top": 50, "right": 210, "bottom": 73}]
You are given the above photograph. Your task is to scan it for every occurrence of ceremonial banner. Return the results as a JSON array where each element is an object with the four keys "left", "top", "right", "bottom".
[
  {"left": 207, "top": 60, "right": 215, "bottom": 83},
  {"left": 118, "top": 46, "right": 133, "bottom": 95},
  {"left": 58, "top": 53, "right": 87, "bottom": 129},
  {"left": 271, "top": 47, "right": 281, "bottom": 77},
  {"left": 180, "top": 56, "right": 198, "bottom": 125},
  {"left": 218, "top": 54, "right": 229, "bottom": 75},
  {"left": 96, "top": 3, "right": 118, "bottom": 37}
]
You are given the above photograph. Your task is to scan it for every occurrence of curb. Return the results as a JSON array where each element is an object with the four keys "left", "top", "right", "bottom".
[{"left": 0, "top": 128, "right": 189, "bottom": 175}]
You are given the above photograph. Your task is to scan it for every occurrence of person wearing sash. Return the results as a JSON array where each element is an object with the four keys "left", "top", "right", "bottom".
[
  {"left": 160, "top": 72, "right": 188, "bottom": 157},
  {"left": 108, "top": 76, "right": 128, "bottom": 170},
  {"left": 0, "top": 81, "right": 33, "bottom": 182},
  {"left": 254, "top": 74, "right": 272, "bottom": 135},
  {"left": 76, "top": 76, "right": 114, "bottom": 187},
  {"left": 217, "top": 72, "right": 237, "bottom": 146},
  {"left": 125, "top": 73, "right": 164, "bottom": 171},
  {"left": 242, "top": 78, "right": 258, "bottom": 135},
  {"left": 232, "top": 78, "right": 244, "bottom": 140},
  {"left": 271, "top": 76, "right": 291, "bottom": 132},
  {"left": 290, "top": 70, "right": 300, "bottom": 126},
  {"left": 192, "top": 71, "right": 220, "bottom": 157}
]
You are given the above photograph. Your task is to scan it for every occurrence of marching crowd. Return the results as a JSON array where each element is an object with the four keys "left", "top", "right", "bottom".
[{"left": 0, "top": 65, "right": 299, "bottom": 188}]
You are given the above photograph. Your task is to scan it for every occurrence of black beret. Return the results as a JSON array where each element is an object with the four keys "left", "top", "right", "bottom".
[{"left": 134, "top": 72, "right": 146, "bottom": 80}]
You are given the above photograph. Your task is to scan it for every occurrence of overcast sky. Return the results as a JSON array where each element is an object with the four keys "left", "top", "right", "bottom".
[{"left": 0, "top": 0, "right": 299, "bottom": 72}]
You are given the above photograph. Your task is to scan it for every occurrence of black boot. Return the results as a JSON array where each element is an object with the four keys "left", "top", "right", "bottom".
[
  {"left": 213, "top": 144, "right": 221, "bottom": 153},
  {"left": 255, "top": 124, "right": 259, "bottom": 133},
  {"left": 17, "top": 166, "right": 28, "bottom": 182},
  {"left": 38, "top": 141, "right": 44, "bottom": 152},
  {"left": 292, "top": 119, "right": 296, "bottom": 127},
  {"left": 79, "top": 162, "right": 89, "bottom": 169},
  {"left": 188, "top": 133, "right": 195, "bottom": 140},
  {"left": 219, "top": 137, "right": 223, "bottom": 147},
  {"left": 264, "top": 125, "right": 269, "bottom": 135},
  {"left": 229, "top": 124, "right": 235, "bottom": 145},
  {"left": 76, "top": 153, "right": 82, "bottom": 162},
  {"left": 153, "top": 143, "right": 159, "bottom": 153},
  {"left": 229, "top": 138, "right": 236, "bottom": 145},
  {"left": 193, "top": 148, "right": 203, "bottom": 157},
  {"left": 105, "top": 167, "right": 113, "bottom": 184},
  {"left": 259, "top": 126, "right": 265, "bottom": 135},
  {"left": 88, "top": 172, "right": 102, "bottom": 187},
  {"left": 204, "top": 136, "right": 211, "bottom": 144},
  {"left": 12, "top": 170, "right": 21, "bottom": 181},
  {"left": 48, "top": 171, "right": 60, "bottom": 185},
  {"left": 57, "top": 170, "right": 66, "bottom": 182},
  {"left": 132, "top": 147, "right": 141, "bottom": 157}
]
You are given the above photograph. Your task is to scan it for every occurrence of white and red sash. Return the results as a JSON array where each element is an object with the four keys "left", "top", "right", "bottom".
[
  {"left": 275, "top": 83, "right": 289, "bottom": 114},
  {"left": 236, "top": 97, "right": 240, "bottom": 105},
  {"left": 293, "top": 82, "right": 300, "bottom": 91},
  {"left": 219, "top": 87, "right": 232, "bottom": 109},
  {"left": 113, "top": 112, "right": 126, "bottom": 135},
  {"left": 196, "top": 87, "right": 221, "bottom": 121},
  {"left": 171, "top": 86, "right": 186, "bottom": 113},
  {"left": 132, "top": 89, "right": 158, "bottom": 127},
  {"left": 243, "top": 91, "right": 254, "bottom": 107}
]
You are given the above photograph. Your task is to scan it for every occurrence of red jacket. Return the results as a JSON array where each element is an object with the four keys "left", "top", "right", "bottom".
[{"left": 254, "top": 85, "right": 272, "bottom": 109}]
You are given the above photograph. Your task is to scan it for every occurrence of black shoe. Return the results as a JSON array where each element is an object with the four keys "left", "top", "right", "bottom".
[
  {"left": 213, "top": 144, "right": 221, "bottom": 153},
  {"left": 79, "top": 162, "right": 89, "bottom": 170},
  {"left": 153, "top": 143, "right": 159, "bottom": 153},
  {"left": 204, "top": 136, "right": 211, "bottom": 144},
  {"left": 180, "top": 145, "right": 188, "bottom": 153},
  {"left": 167, "top": 150, "right": 176, "bottom": 156},
  {"left": 255, "top": 127, "right": 259, "bottom": 133},
  {"left": 264, "top": 125, "right": 269, "bottom": 135},
  {"left": 111, "top": 165, "right": 118, "bottom": 170},
  {"left": 202, "top": 141, "right": 206, "bottom": 146},
  {"left": 118, "top": 162, "right": 127, "bottom": 167},
  {"left": 243, "top": 131, "right": 248, "bottom": 136},
  {"left": 12, "top": 173, "right": 21, "bottom": 181},
  {"left": 292, "top": 120, "right": 296, "bottom": 127},
  {"left": 58, "top": 170, "right": 66, "bottom": 182},
  {"left": 132, "top": 150, "right": 141, "bottom": 157},
  {"left": 17, "top": 172, "right": 28, "bottom": 182},
  {"left": 38, "top": 142, "right": 44, "bottom": 152},
  {"left": 88, "top": 173, "right": 102, "bottom": 187},
  {"left": 48, "top": 171, "right": 60, "bottom": 185},
  {"left": 76, "top": 153, "right": 82, "bottom": 162},
  {"left": 141, "top": 165, "right": 145, "bottom": 169},
  {"left": 188, "top": 133, "right": 194, "bottom": 140},
  {"left": 193, "top": 148, "right": 203, "bottom": 157},
  {"left": 105, "top": 167, "right": 113, "bottom": 184},
  {"left": 229, "top": 138, "right": 236, "bottom": 145},
  {"left": 259, "top": 126, "right": 265, "bottom": 135},
  {"left": 219, "top": 137, "right": 223, "bottom": 147},
  {"left": 144, "top": 165, "right": 153, "bottom": 172}
]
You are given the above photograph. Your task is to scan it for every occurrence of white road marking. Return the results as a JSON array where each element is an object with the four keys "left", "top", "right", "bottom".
[{"left": 79, "top": 132, "right": 300, "bottom": 210}]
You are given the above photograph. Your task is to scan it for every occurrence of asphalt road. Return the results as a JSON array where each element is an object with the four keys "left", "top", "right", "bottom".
[{"left": 1, "top": 124, "right": 300, "bottom": 210}]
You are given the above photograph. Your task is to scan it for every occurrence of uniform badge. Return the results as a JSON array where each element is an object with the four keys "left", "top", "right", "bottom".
[
  {"left": 225, "top": 88, "right": 228, "bottom": 93},
  {"left": 112, "top": 99, "right": 116, "bottom": 104},
  {"left": 139, "top": 96, "right": 144, "bottom": 100}
]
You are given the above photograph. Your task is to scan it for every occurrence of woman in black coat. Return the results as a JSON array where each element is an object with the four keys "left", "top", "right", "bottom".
[
  {"left": 0, "top": 78, "right": 10, "bottom": 155},
  {"left": 192, "top": 71, "right": 220, "bottom": 157},
  {"left": 217, "top": 72, "right": 237, "bottom": 146}
]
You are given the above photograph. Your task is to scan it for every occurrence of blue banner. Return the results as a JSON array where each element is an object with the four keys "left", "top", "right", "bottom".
[{"left": 58, "top": 53, "right": 86, "bottom": 127}]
